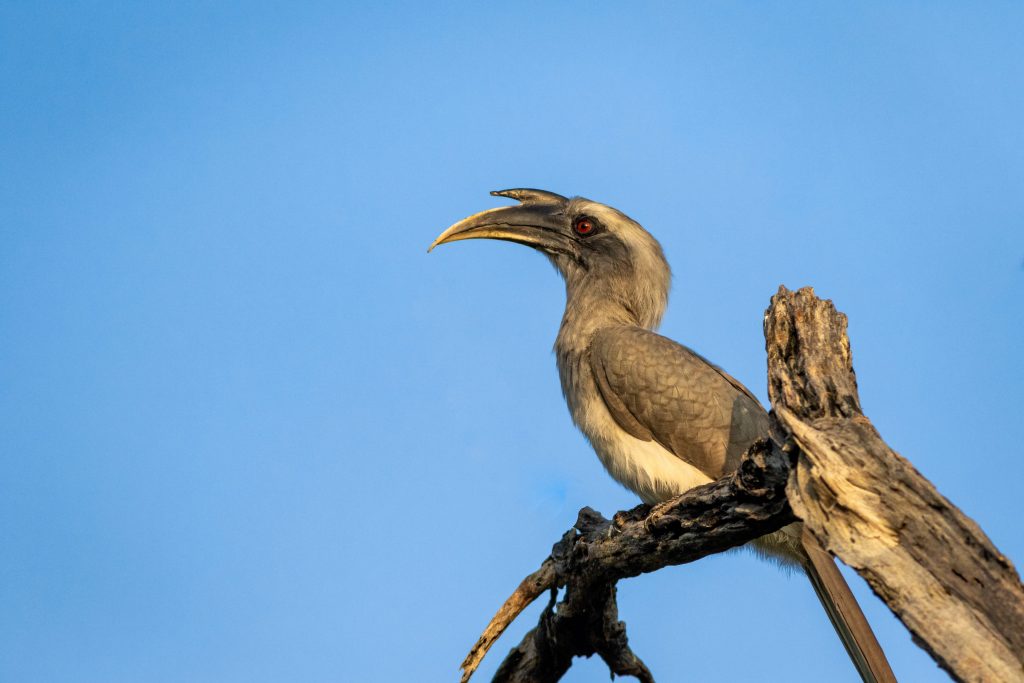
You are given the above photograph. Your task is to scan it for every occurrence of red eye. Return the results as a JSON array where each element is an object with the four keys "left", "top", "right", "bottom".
[{"left": 574, "top": 217, "right": 594, "bottom": 235}]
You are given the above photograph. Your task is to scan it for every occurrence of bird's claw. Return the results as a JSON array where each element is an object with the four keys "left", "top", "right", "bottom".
[{"left": 643, "top": 508, "right": 667, "bottom": 534}]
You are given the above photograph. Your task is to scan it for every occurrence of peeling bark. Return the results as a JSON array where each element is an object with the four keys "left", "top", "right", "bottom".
[{"left": 765, "top": 286, "right": 1024, "bottom": 683}]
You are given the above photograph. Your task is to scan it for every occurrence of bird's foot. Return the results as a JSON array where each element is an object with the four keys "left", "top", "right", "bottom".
[{"left": 642, "top": 506, "right": 670, "bottom": 534}]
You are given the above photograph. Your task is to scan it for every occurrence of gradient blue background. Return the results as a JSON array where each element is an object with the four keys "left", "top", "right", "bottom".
[{"left": 2, "top": 3, "right": 1022, "bottom": 681}]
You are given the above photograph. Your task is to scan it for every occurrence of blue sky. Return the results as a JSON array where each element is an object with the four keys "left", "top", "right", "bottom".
[{"left": 2, "top": 2, "right": 1022, "bottom": 681}]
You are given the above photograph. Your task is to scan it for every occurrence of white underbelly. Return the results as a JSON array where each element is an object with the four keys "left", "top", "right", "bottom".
[
  {"left": 567, "top": 383, "right": 803, "bottom": 563},
  {"left": 564, "top": 368, "right": 713, "bottom": 504},
  {"left": 594, "top": 429, "right": 713, "bottom": 504},
  {"left": 569, "top": 388, "right": 709, "bottom": 504}
]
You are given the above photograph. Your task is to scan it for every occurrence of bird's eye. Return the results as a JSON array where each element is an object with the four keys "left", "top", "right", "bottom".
[{"left": 573, "top": 216, "right": 595, "bottom": 236}]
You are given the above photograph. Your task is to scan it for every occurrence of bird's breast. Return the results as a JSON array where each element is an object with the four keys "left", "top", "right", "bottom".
[{"left": 564, "top": 367, "right": 712, "bottom": 505}]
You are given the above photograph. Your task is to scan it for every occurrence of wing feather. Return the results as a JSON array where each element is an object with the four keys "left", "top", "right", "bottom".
[{"left": 589, "top": 327, "right": 770, "bottom": 479}]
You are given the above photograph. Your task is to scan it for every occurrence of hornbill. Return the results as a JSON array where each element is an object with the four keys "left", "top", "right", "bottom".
[{"left": 430, "top": 189, "right": 896, "bottom": 683}]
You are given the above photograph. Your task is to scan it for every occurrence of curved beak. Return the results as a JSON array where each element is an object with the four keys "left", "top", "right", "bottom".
[{"left": 429, "top": 191, "right": 577, "bottom": 260}]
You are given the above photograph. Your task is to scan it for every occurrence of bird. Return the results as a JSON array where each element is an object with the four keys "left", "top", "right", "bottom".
[{"left": 430, "top": 188, "right": 896, "bottom": 683}]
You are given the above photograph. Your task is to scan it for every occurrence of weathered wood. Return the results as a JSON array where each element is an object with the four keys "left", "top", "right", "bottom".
[
  {"left": 462, "top": 439, "right": 796, "bottom": 682},
  {"left": 491, "top": 580, "right": 653, "bottom": 683},
  {"left": 460, "top": 561, "right": 557, "bottom": 681},
  {"left": 462, "top": 285, "right": 1024, "bottom": 682},
  {"left": 765, "top": 285, "right": 1024, "bottom": 683}
]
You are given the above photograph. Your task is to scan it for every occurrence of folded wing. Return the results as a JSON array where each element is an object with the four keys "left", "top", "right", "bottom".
[{"left": 589, "top": 326, "right": 770, "bottom": 479}]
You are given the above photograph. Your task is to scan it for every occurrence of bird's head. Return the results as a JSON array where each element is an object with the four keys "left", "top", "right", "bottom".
[{"left": 429, "top": 189, "right": 671, "bottom": 329}]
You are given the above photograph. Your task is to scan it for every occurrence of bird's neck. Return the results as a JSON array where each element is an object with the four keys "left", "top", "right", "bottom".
[{"left": 555, "top": 273, "right": 667, "bottom": 356}]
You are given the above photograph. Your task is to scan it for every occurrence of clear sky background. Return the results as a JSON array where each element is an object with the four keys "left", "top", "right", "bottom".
[{"left": 2, "top": 3, "right": 1022, "bottom": 682}]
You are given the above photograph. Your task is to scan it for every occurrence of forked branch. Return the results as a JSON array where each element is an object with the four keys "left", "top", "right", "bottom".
[
  {"left": 461, "top": 286, "right": 1024, "bottom": 683},
  {"left": 462, "top": 438, "right": 796, "bottom": 682}
]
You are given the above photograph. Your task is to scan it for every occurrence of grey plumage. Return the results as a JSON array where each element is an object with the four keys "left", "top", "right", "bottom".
[
  {"left": 432, "top": 189, "right": 896, "bottom": 683},
  {"left": 591, "top": 326, "right": 769, "bottom": 479}
]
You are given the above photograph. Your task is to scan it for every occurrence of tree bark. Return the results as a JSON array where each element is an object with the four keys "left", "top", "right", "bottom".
[
  {"left": 765, "top": 286, "right": 1024, "bottom": 683},
  {"left": 461, "top": 439, "right": 794, "bottom": 683},
  {"left": 461, "top": 286, "right": 1024, "bottom": 683}
]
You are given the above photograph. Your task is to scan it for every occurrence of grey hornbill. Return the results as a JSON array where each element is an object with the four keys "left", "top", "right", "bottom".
[{"left": 430, "top": 189, "right": 896, "bottom": 683}]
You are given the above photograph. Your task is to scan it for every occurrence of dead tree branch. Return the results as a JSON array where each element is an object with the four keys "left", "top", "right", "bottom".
[
  {"left": 462, "top": 286, "right": 1024, "bottom": 683},
  {"left": 461, "top": 439, "right": 795, "bottom": 682},
  {"left": 765, "top": 286, "right": 1024, "bottom": 683}
]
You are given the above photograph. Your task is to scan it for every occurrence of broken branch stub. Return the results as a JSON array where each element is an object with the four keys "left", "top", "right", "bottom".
[{"left": 765, "top": 285, "right": 1024, "bottom": 683}]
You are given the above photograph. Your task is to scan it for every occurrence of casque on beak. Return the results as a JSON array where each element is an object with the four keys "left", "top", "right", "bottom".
[{"left": 428, "top": 189, "right": 578, "bottom": 260}]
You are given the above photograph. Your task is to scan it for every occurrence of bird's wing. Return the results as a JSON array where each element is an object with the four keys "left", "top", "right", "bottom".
[
  {"left": 592, "top": 328, "right": 897, "bottom": 682},
  {"left": 589, "top": 326, "right": 770, "bottom": 479}
]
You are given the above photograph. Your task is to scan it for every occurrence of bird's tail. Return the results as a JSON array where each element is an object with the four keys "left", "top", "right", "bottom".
[{"left": 800, "top": 527, "right": 897, "bottom": 683}]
